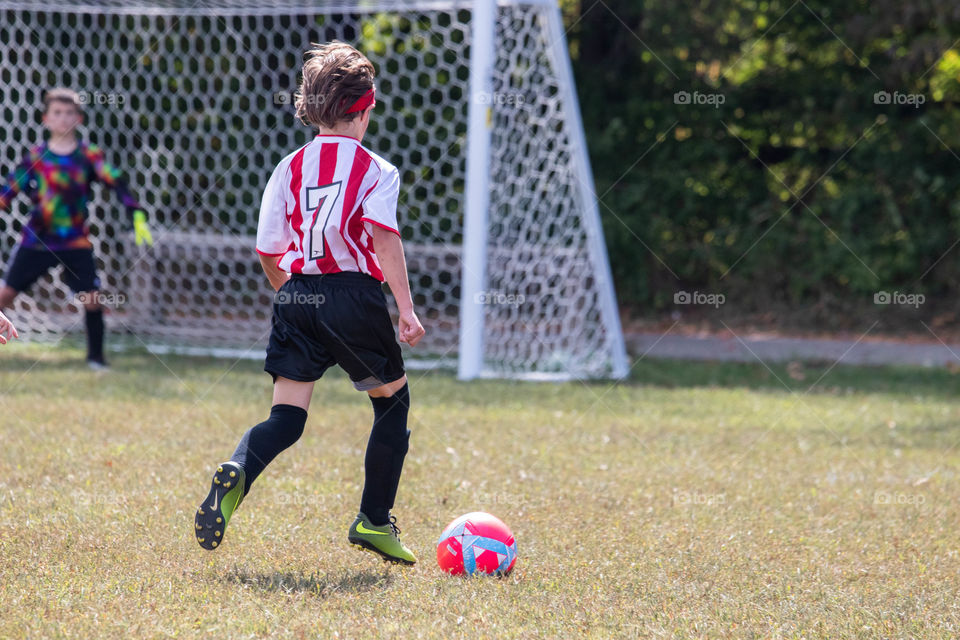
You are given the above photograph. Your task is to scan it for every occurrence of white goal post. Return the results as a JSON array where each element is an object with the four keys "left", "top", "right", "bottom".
[{"left": 0, "top": 0, "right": 629, "bottom": 380}]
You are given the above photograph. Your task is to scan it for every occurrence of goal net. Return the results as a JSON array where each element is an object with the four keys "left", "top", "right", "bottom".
[{"left": 0, "top": 0, "right": 628, "bottom": 380}]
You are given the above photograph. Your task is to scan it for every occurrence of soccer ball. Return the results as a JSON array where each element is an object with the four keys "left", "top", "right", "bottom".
[{"left": 436, "top": 511, "right": 517, "bottom": 576}]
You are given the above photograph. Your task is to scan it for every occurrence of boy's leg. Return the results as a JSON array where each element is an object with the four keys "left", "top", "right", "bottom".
[
  {"left": 348, "top": 375, "right": 417, "bottom": 565},
  {"left": 230, "top": 377, "right": 313, "bottom": 495},
  {"left": 360, "top": 376, "right": 411, "bottom": 525},
  {"left": 80, "top": 296, "right": 105, "bottom": 366},
  {"left": 59, "top": 249, "right": 106, "bottom": 366},
  {"left": 2, "top": 245, "right": 57, "bottom": 310},
  {"left": 317, "top": 278, "right": 414, "bottom": 563},
  {"left": 195, "top": 276, "right": 333, "bottom": 549},
  {"left": 195, "top": 377, "right": 311, "bottom": 550}
]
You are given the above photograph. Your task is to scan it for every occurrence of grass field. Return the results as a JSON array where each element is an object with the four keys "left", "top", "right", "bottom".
[{"left": 2, "top": 343, "right": 960, "bottom": 638}]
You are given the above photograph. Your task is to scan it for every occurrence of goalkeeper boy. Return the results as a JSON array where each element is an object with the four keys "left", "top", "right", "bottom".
[
  {"left": 194, "top": 42, "right": 425, "bottom": 564},
  {"left": 0, "top": 88, "right": 153, "bottom": 368}
]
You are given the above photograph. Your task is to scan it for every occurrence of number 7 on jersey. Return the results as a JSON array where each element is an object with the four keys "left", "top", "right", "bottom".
[{"left": 305, "top": 182, "right": 343, "bottom": 261}]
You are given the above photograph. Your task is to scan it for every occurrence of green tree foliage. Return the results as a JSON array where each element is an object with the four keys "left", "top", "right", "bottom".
[{"left": 569, "top": 0, "right": 960, "bottom": 312}]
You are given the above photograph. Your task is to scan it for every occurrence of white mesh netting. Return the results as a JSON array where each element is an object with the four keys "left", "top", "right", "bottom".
[{"left": 0, "top": 0, "right": 627, "bottom": 378}]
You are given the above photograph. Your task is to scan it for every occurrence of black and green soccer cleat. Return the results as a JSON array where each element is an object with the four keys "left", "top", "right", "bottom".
[
  {"left": 194, "top": 462, "right": 245, "bottom": 550},
  {"left": 348, "top": 513, "right": 417, "bottom": 565}
]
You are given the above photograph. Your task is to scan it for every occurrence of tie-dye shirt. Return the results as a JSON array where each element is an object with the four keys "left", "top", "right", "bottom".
[{"left": 0, "top": 141, "right": 144, "bottom": 251}]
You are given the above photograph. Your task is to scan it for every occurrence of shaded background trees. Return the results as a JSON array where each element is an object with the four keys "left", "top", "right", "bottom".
[{"left": 567, "top": 0, "right": 960, "bottom": 327}]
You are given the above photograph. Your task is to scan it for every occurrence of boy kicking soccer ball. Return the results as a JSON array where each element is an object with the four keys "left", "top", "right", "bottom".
[
  {"left": 194, "top": 42, "right": 425, "bottom": 565},
  {"left": 0, "top": 88, "right": 153, "bottom": 369}
]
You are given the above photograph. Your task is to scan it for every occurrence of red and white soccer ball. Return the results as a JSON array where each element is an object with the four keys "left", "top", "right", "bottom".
[{"left": 436, "top": 512, "right": 517, "bottom": 576}]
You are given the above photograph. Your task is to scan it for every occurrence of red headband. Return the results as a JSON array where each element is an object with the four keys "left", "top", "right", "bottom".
[{"left": 344, "top": 87, "right": 376, "bottom": 114}]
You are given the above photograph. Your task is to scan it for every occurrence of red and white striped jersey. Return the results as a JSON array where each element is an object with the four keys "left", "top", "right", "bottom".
[{"left": 255, "top": 134, "right": 401, "bottom": 280}]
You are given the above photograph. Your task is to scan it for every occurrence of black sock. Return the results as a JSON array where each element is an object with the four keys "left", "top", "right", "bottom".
[
  {"left": 230, "top": 404, "right": 308, "bottom": 495},
  {"left": 85, "top": 309, "right": 105, "bottom": 363},
  {"left": 360, "top": 384, "right": 410, "bottom": 526}
]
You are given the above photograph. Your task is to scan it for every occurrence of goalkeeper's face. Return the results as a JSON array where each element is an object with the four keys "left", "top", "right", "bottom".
[{"left": 43, "top": 101, "right": 83, "bottom": 137}]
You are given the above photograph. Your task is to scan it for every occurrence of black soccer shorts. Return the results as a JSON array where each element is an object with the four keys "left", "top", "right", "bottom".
[
  {"left": 3, "top": 245, "right": 101, "bottom": 294},
  {"left": 264, "top": 272, "right": 406, "bottom": 391}
]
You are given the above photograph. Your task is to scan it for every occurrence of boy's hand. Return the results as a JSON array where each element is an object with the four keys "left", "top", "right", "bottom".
[
  {"left": 0, "top": 312, "right": 18, "bottom": 345},
  {"left": 398, "top": 310, "right": 425, "bottom": 347},
  {"left": 133, "top": 210, "right": 154, "bottom": 247}
]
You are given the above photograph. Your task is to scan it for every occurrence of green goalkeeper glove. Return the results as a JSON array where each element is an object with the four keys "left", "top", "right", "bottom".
[{"left": 133, "top": 210, "right": 154, "bottom": 247}]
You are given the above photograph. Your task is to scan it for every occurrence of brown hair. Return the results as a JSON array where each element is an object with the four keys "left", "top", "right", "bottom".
[
  {"left": 295, "top": 41, "right": 375, "bottom": 129},
  {"left": 44, "top": 88, "right": 83, "bottom": 115}
]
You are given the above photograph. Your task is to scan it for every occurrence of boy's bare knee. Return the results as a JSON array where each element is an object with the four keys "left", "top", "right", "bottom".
[{"left": 271, "top": 376, "right": 315, "bottom": 411}]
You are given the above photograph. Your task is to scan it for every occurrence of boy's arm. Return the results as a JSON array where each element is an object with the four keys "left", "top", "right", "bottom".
[
  {"left": 256, "top": 160, "right": 294, "bottom": 292},
  {"left": 258, "top": 254, "right": 290, "bottom": 292},
  {"left": 0, "top": 154, "right": 34, "bottom": 211},
  {"left": 86, "top": 145, "right": 153, "bottom": 246},
  {"left": 372, "top": 226, "right": 424, "bottom": 347}
]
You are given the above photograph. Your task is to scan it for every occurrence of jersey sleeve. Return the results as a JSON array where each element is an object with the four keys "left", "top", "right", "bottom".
[
  {"left": 256, "top": 160, "right": 294, "bottom": 257},
  {"left": 85, "top": 144, "right": 144, "bottom": 214},
  {"left": 0, "top": 152, "right": 35, "bottom": 211},
  {"left": 361, "top": 164, "right": 400, "bottom": 236}
]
